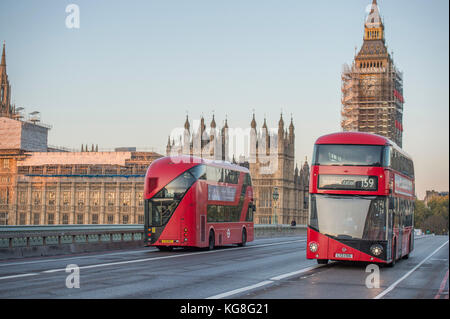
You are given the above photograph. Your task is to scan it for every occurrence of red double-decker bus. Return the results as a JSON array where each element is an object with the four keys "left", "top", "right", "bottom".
[
  {"left": 144, "top": 155, "right": 255, "bottom": 251},
  {"left": 307, "top": 132, "right": 415, "bottom": 266}
]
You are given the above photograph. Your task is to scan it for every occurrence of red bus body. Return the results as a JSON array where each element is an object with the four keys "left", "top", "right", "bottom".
[
  {"left": 144, "top": 155, "right": 254, "bottom": 249},
  {"left": 307, "top": 132, "right": 415, "bottom": 265}
]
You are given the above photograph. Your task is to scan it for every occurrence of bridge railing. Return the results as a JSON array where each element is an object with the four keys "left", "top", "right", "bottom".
[
  {"left": 0, "top": 224, "right": 306, "bottom": 260},
  {"left": 0, "top": 225, "right": 144, "bottom": 249}
]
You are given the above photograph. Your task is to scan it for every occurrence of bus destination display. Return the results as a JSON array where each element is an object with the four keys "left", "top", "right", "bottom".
[{"left": 318, "top": 174, "right": 378, "bottom": 191}]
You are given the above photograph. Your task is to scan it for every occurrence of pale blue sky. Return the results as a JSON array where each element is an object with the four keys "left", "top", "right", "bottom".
[{"left": 0, "top": 0, "right": 448, "bottom": 199}]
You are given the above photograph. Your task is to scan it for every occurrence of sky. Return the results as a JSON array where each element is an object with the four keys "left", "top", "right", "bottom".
[{"left": 0, "top": 0, "right": 448, "bottom": 199}]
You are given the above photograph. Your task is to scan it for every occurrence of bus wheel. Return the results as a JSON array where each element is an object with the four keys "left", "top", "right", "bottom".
[
  {"left": 208, "top": 231, "right": 215, "bottom": 250},
  {"left": 238, "top": 228, "right": 247, "bottom": 247},
  {"left": 317, "top": 259, "right": 328, "bottom": 265}
]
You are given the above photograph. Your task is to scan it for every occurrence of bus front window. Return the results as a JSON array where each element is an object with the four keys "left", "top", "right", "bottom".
[
  {"left": 313, "top": 145, "right": 384, "bottom": 167},
  {"left": 146, "top": 169, "right": 197, "bottom": 226},
  {"left": 309, "top": 194, "right": 386, "bottom": 240}
]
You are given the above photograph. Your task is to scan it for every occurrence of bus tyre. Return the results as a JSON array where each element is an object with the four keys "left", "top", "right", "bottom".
[
  {"left": 208, "top": 231, "right": 215, "bottom": 250},
  {"left": 238, "top": 228, "right": 247, "bottom": 247},
  {"left": 317, "top": 259, "right": 328, "bottom": 265}
]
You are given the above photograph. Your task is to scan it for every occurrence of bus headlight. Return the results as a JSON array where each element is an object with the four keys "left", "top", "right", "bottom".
[
  {"left": 309, "top": 242, "right": 319, "bottom": 253},
  {"left": 370, "top": 244, "right": 383, "bottom": 256}
]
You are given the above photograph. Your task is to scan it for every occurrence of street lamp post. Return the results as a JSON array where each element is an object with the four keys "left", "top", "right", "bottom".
[{"left": 272, "top": 187, "right": 279, "bottom": 225}]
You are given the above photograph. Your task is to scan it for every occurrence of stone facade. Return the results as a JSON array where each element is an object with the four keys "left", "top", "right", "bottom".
[{"left": 0, "top": 148, "right": 162, "bottom": 225}]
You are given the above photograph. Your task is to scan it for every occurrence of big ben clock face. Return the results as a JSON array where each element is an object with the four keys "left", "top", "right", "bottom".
[{"left": 361, "top": 76, "right": 379, "bottom": 97}]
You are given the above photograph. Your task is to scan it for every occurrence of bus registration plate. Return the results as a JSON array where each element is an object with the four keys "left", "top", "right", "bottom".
[
  {"left": 335, "top": 253, "right": 353, "bottom": 259},
  {"left": 161, "top": 240, "right": 174, "bottom": 244}
]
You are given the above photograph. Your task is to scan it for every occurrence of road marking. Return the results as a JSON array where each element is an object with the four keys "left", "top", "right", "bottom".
[
  {"left": 0, "top": 238, "right": 306, "bottom": 281},
  {"left": 374, "top": 240, "right": 449, "bottom": 299},
  {"left": 269, "top": 265, "right": 323, "bottom": 281},
  {"left": 0, "top": 248, "right": 157, "bottom": 268},
  {"left": 206, "top": 264, "right": 324, "bottom": 299},
  {"left": 434, "top": 269, "right": 449, "bottom": 299},
  {"left": 0, "top": 273, "right": 38, "bottom": 280},
  {"left": 206, "top": 281, "right": 274, "bottom": 299}
]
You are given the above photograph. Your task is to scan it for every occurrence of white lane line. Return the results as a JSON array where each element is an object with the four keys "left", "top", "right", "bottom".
[
  {"left": 0, "top": 239, "right": 306, "bottom": 280},
  {"left": 374, "top": 240, "right": 449, "bottom": 299},
  {"left": 206, "top": 281, "right": 274, "bottom": 299},
  {"left": 0, "top": 248, "right": 157, "bottom": 268},
  {"left": 206, "top": 264, "right": 324, "bottom": 299},
  {"left": 0, "top": 273, "right": 39, "bottom": 280},
  {"left": 270, "top": 265, "right": 324, "bottom": 281}
]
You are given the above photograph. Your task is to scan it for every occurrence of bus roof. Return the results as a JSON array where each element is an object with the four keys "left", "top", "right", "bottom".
[
  {"left": 151, "top": 155, "right": 250, "bottom": 173},
  {"left": 315, "top": 132, "right": 390, "bottom": 145},
  {"left": 315, "top": 132, "right": 412, "bottom": 160}
]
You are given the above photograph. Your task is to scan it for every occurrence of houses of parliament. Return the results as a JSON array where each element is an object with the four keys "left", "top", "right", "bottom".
[
  {"left": 0, "top": 40, "right": 310, "bottom": 226},
  {"left": 166, "top": 114, "right": 310, "bottom": 225}
]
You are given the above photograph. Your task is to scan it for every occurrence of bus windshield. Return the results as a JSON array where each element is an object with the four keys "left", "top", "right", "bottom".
[
  {"left": 309, "top": 194, "right": 386, "bottom": 240},
  {"left": 313, "top": 144, "right": 384, "bottom": 166},
  {"left": 147, "top": 170, "right": 197, "bottom": 226}
]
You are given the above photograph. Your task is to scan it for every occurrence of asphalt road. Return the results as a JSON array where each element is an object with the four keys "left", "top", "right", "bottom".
[{"left": 0, "top": 234, "right": 447, "bottom": 299}]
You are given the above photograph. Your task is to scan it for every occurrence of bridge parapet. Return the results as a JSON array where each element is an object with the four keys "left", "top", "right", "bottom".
[{"left": 0, "top": 224, "right": 306, "bottom": 260}]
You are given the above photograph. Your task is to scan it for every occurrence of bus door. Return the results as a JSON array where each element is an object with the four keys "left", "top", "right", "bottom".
[
  {"left": 387, "top": 196, "right": 394, "bottom": 261},
  {"left": 200, "top": 214, "right": 206, "bottom": 244},
  {"left": 398, "top": 199, "right": 404, "bottom": 258},
  {"left": 391, "top": 196, "right": 401, "bottom": 259}
]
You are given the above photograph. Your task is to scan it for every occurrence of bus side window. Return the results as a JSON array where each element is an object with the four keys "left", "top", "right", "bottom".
[
  {"left": 383, "top": 146, "right": 391, "bottom": 167},
  {"left": 189, "top": 165, "right": 206, "bottom": 180},
  {"left": 388, "top": 197, "right": 395, "bottom": 210},
  {"left": 244, "top": 173, "right": 252, "bottom": 187},
  {"left": 246, "top": 203, "right": 254, "bottom": 222},
  {"left": 206, "top": 166, "right": 223, "bottom": 183},
  {"left": 224, "top": 170, "right": 239, "bottom": 184}
]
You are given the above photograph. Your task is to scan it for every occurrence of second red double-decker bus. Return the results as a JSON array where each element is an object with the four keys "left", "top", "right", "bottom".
[
  {"left": 144, "top": 155, "right": 255, "bottom": 251},
  {"left": 307, "top": 132, "right": 415, "bottom": 266}
]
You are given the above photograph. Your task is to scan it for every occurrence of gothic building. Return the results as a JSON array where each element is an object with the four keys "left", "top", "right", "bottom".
[
  {"left": 341, "top": 0, "right": 405, "bottom": 147},
  {"left": 0, "top": 42, "right": 14, "bottom": 118},
  {"left": 166, "top": 114, "right": 310, "bottom": 225}
]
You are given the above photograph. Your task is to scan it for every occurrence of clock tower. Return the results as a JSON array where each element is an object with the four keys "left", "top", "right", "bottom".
[{"left": 341, "top": 0, "right": 404, "bottom": 147}]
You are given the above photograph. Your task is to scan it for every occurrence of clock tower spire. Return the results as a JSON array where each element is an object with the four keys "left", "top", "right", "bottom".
[{"left": 341, "top": 1, "right": 405, "bottom": 147}]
